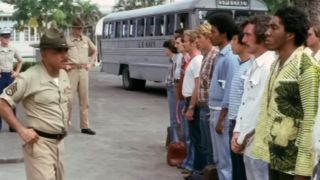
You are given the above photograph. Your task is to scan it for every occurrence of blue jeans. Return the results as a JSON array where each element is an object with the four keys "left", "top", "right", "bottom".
[
  {"left": 199, "top": 105, "right": 214, "bottom": 165},
  {"left": 185, "top": 98, "right": 206, "bottom": 171},
  {"left": 209, "top": 109, "right": 232, "bottom": 180},
  {"left": 178, "top": 100, "right": 194, "bottom": 171},
  {"left": 0, "top": 72, "right": 16, "bottom": 130},
  {"left": 229, "top": 120, "right": 247, "bottom": 180},
  {"left": 166, "top": 85, "right": 179, "bottom": 143}
]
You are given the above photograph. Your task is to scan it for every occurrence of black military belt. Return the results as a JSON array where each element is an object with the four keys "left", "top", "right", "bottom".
[{"left": 34, "top": 129, "right": 67, "bottom": 140}]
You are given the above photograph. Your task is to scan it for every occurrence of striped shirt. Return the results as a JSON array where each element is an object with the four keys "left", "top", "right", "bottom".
[
  {"left": 198, "top": 46, "right": 219, "bottom": 104},
  {"left": 228, "top": 59, "right": 251, "bottom": 120}
]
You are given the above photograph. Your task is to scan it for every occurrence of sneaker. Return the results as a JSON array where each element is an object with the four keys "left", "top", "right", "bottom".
[{"left": 81, "top": 128, "right": 96, "bottom": 135}]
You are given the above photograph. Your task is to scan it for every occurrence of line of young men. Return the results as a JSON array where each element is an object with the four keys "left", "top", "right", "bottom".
[{"left": 164, "top": 6, "right": 320, "bottom": 180}]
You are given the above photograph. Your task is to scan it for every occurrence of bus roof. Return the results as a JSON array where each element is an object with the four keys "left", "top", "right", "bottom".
[{"left": 103, "top": 0, "right": 268, "bottom": 22}]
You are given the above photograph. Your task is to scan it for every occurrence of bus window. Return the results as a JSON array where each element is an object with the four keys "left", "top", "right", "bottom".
[
  {"left": 146, "top": 17, "right": 154, "bottom": 36},
  {"left": 122, "top": 20, "right": 129, "bottom": 38},
  {"left": 109, "top": 22, "right": 115, "bottom": 38},
  {"left": 177, "top": 13, "right": 189, "bottom": 29},
  {"left": 115, "top": 21, "right": 121, "bottom": 38},
  {"left": 129, "top": 19, "right": 136, "bottom": 37},
  {"left": 155, "top": 16, "right": 164, "bottom": 36},
  {"left": 103, "top": 23, "right": 109, "bottom": 38},
  {"left": 137, "top": 18, "right": 145, "bottom": 37},
  {"left": 166, "top": 14, "right": 174, "bottom": 36}
]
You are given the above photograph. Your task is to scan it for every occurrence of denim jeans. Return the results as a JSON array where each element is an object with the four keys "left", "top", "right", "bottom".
[
  {"left": 229, "top": 120, "right": 247, "bottom": 180},
  {"left": 0, "top": 72, "right": 15, "bottom": 130},
  {"left": 178, "top": 99, "right": 194, "bottom": 171},
  {"left": 199, "top": 105, "right": 214, "bottom": 165},
  {"left": 209, "top": 109, "right": 232, "bottom": 180},
  {"left": 166, "top": 85, "right": 179, "bottom": 143},
  {"left": 185, "top": 99, "right": 206, "bottom": 171}
]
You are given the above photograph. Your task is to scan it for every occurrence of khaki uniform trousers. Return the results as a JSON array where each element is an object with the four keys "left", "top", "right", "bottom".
[
  {"left": 67, "top": 68, "right": 89, "bottom": 129},
  {"left": 23, "top": 138, "right": 65, "bottom": 180}
]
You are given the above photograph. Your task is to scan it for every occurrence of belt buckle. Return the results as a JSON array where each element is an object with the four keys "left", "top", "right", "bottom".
[
  {"left": 57, "top": 133, "right": 67, "bottom": 140},
  {"left": 77, "top": 64, "right": 83, "bottom": 69}
]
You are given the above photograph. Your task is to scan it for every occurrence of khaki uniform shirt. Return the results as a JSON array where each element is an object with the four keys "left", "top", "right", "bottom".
[
  {"left": 0, "top": 45, "right": 22, "bottom": 71},
  {"left": 66, "top": 35, "right": 96, "bottom": 64},
  {"left": 0, "top": 63, "right": 72, "bottom": 134}
]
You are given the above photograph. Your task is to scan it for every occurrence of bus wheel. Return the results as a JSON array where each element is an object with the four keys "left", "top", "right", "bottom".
[{"left": 122, "top": 67, "right": 146, "bottom": 90}]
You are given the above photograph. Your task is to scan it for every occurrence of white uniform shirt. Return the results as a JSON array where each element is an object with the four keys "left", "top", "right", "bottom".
[
  {"left": 234, "top": 51, "right": 277, "bottom": 157},
  {"left": 0, "top": 45, "right": 22, "bottom": 71},
  {"left": 182, "top": 54, "right": 203, "bottom": 97}
]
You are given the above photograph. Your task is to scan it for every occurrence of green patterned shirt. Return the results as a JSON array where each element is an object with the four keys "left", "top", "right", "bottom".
[{"left": 252, "top": 47, "right": 320, "bottom": 176}]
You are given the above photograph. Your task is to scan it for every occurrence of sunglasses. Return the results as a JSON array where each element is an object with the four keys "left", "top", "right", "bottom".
[{"left": 1, "top": 35, "right": 11, "bottom": 39}]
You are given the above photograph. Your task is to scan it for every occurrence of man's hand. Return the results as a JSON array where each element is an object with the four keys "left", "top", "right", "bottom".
[
  {"left": 184, "top": 109, "right": 194, "bottom": 121},
  {"left": 85, "top": 63, "right": 93, "bottom": 71},
  {"left": 18, "top": 128, "right": 39, "bottom": 145},
  {"left": 63, "top": 64, "right": 72, "bottom": 71},
  {"left": 215, "top": 118, "right": 224, "bottom": 134},
  {"left": 231, "top": 132, "right": 244, "bottom": 153},
  {"left": 11, "top": 71, "right": 19, "bottom": 79}
]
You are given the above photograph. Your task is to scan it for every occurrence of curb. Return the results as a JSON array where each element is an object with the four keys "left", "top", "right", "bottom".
[{"left": 0, "top": 157, "right": 24, "bottom": 164}]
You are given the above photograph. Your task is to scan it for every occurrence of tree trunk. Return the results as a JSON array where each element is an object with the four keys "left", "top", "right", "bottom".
[{"left": 294, "top": 0, "right": 320, "bottom": 24}]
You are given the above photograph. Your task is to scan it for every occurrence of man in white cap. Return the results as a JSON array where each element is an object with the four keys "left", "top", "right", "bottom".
[{"left": 0, "top": 27, "right": 23, "bottom": 132}]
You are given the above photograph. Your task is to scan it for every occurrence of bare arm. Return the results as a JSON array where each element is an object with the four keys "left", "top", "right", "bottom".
[
  {"left": 185, "top": 77, "right": 199, "bottom": 120},
  {"left": 0, "top": 99, "right": 38, "bottom": 144}
]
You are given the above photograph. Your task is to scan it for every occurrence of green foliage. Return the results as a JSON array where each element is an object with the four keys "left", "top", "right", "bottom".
[
  {"left": 14, "top": 62, "right": 38, "bottom": 72},
  {"left": 263, "top": 0, "right": 294, "bottom": 13},
  {"left": 2, "top": 0, "right": 101, "bottom": 31},
  {"left": 113, "top": 0, "right": 166, "bottom": 12}
]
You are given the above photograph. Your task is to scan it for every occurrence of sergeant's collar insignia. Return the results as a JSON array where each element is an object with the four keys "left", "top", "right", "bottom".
[{"left": 5, "top": 82, "right": 17, "bottom": 96}]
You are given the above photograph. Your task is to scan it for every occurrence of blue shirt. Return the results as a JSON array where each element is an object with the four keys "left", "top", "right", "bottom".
[
  {"left": 228, "top": 59, "right": 251, "bottom": 119},
  {"left": 208, "top": 44, "right": 239, "bottom": 108}
]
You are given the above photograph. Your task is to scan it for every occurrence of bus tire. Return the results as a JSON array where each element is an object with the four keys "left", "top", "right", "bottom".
[{"left": 122, "top": 67, "right": 146, "bottom": 90}]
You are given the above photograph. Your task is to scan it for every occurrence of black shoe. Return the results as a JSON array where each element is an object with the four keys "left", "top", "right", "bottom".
[
  {"left": 81, "top": 128, "right": 96, "bottom": 135},
  {"left": 9, "top": 127, "right": 16, "bottom": 132}
]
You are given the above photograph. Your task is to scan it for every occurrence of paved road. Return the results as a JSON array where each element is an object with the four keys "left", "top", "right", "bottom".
[{"left": 0, "top": 69, "right": 183, "bottom": 180}]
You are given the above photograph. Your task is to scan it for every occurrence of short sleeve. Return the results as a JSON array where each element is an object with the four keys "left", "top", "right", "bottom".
[
  {"left": 86, "top": 37, "right": 97, "bottom": 55},
  {"left": 0, "top": 77, "right": 27, "bottom": 107},
  {"left": 13, "top": 49, "right": 23, "bottom": 62},
  {"left": 193, "top": 55, "right": 203, "bottom": 78}
]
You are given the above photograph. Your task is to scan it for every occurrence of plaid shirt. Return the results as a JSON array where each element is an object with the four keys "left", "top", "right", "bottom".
[{"left": 198, "top": 46, "right": 219, "bottom": 104}]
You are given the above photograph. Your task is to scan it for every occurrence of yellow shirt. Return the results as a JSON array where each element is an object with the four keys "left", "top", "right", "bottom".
[
  {"left": 252, "top": 47, "right": 320, "bottom": 176},
  {"left": 66, "top": 35, "right": 96, "bottom": 64},
  {"left": 0, "top": 45, "right": 22, "bottom": 71},
  {"left": 0, "top": 63, "right": 72, "bottom": 134}
]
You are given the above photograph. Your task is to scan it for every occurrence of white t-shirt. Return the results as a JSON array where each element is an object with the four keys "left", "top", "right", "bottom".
[{"left": 182, "top": 54, "right": 203, "bottom": 97}]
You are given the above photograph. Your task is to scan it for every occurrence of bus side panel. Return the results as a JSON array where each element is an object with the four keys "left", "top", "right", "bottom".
[{"left": 100, "top": 37, "right": 170, "bottom": 82}]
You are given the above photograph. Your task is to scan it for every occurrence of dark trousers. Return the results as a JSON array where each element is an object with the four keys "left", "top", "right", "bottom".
[
  {"left": 269, "top": 168, "right": 294, "bottom": 180},
  {"left": 229, "top": 119, "right": 247, "bottom": 180},
  {"left": 185, "top": 98, "right": 206, "bottom": 171},
  {"left": 0, "top": 72, "right": 16, "bottom": 131}
]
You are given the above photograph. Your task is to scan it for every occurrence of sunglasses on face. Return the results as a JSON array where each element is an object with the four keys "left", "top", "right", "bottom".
[{"left": 1, "top": 35, "right": 10, "bottom": 39}]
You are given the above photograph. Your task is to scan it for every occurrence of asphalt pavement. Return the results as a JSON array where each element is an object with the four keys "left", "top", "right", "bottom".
[{"left": 0, "top": 67, "right": 182, "bottom": 180}]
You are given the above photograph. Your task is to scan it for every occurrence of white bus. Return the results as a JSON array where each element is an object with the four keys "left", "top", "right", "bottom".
[{"left": 100, "top": 0, "right": 267, "bottom": 90}]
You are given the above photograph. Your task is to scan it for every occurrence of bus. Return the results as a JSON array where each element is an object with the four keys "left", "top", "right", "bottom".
[{"left": 99, "top": 0, "right": 267, "bottom": 90}]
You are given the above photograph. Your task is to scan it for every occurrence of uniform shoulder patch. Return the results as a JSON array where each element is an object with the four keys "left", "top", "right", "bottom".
[{"left": 5, "top": 82, "right": 18, "bottom": 96}]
